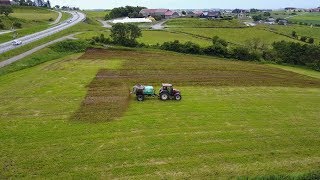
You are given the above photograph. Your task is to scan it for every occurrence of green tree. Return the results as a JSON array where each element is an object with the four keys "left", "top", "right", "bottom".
[
  {"left": 291, "top": 31, "right": 297, "bottom": 37},
  {"left": 252, "top": 14, "right": 263, "bottom": 21},
  {"left": 19, "top": 0, "right": 27, "bottom": 6},
  {"left": 263, "top": 12, "right": 271, "bottom": 17},
  {"left": 300, "top": 36, "right": 307, "bottom": 42},
  {"left": 308, "top": 38, "right": 314, "bottom": 44},
  {"left": 0, "top": 6, "right": 13, "bottom": 17},
  {"left": 110, "top": 23, "right": 142, "bottom": 47},
  {"left": 108, "top": 6, "right": 146, "bottom": 19},
  {"left": 47, "top": 0, "right": 51, "bottom": 8}
]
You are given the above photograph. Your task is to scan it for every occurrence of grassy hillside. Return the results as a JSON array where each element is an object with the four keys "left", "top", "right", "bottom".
[
  {"left": 288, "top": 13, "right": 320, "bottom": 25},
  {"left": 170, "top": 27, "right": 299, "bottom": 45},
  {"left": 0, "top": 48, "right": 319, "bottom": 178},
  {"left": 11, "top": 6, "right": 58, "bottom": 21},
  {"left": 264, "top": 25, "right": 320, "bottom": 44},
  {"left": 0, "top": 6, "right": 58, "bottom": 43},
  {"left": 83, "top": 10, "right": 108, "bottom": 20},
  {"left": 165, "top": 18, "right": 245, "bottom": 28}
]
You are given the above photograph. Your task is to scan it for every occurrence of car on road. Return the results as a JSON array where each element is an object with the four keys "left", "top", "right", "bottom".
[
  {"left": 12, "top": 40, "right": 22, "bottom": 46},
  {"left": 67, "top": 20, "right": 72, "bottom": 23}
]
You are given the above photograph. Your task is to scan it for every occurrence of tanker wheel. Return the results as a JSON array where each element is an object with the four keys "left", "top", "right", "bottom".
[
  {"left": 174, "top": 94, "right": 182, "bottom": 101},
  {"left": 160, "top": 92, "right": 169, "bottom": 101},
  {"left": 137, "top": 95, "right": 144, "bottom": 101}
]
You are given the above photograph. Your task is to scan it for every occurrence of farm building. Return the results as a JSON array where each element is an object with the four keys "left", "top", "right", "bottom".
[
  {"left": 112, "top": 17, "right": 152, "bottom": 24},
  {"left": 0, "top": 0, "right": 11, "bottom": 5},
  {"left": 140, "top": 9, "right": 179, "bottom": 19}
]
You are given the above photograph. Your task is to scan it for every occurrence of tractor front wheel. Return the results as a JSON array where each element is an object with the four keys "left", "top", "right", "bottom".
[
  {"left": 160, "top": 92, "right": 169, "bottom": 101},
  {"left": 137, "top": 95, "right": 145, "bottom": 101},
  {"left": 174, "top": 94, "right": 182, "bottom": 101}
]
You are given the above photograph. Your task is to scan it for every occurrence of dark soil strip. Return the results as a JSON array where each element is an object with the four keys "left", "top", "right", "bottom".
[
  {"left": 72, "top": 48, "right": 320, "bottom": 122},
  {"left": 71, "top": 70, "right": 130, "bottom": 122}
]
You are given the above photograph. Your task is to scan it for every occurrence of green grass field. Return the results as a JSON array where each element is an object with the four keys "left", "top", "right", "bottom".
[
  {"left": 0, "top": 6, "right": 59, "bottom": 43},
  {"left": 10, "top": 6, "right": 58, "bottom": 21},
  {"left": 288, "top": 13, "right": 320, "bottom": 25},
  {"left": 165, "top": 18, "right": 244, "bottom": 28},
  {"left": 0, "top": 48, "right": 319, "bottom": 178},
  {"left": 83, "top": 10, "right": 108, "bottom": 20},
  {"left": 265, "top": 25, "right": 320, "bottom": 44},
  {"left": 60, "top": 11, "right": 72, "bottom": 23},
  {"left": 75, "top": 30, "right": 212, "bottom": 46},
  {"left": 170, "top": 27, "right": 299, "bottom": 45}
]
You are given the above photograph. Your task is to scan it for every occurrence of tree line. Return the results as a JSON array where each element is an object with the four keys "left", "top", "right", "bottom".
[{"left": 105, "top": 6, "right": 146, "bottom": 20}]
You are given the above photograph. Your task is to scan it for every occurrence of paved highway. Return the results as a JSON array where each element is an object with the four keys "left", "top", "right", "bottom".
[{"left": 0, "top": 11, "right": 86, "bottom": 55}]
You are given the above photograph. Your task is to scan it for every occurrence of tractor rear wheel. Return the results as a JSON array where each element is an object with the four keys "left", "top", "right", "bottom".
[
  {"left": 160, "top": 92, "right": 169, "bottom": 101},
  {"left": 137, "top": 95, "right": 144, "bottom": 101},
  {"left": 174, "top": 94, "right": 182, "bottom": 101}
]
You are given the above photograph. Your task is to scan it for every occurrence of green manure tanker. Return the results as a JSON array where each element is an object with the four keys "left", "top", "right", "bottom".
[{"left": 131, "top": 84, "right": 182, "bottom": 101}]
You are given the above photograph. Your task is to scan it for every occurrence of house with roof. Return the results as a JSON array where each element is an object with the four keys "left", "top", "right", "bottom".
[
  {"left": 309, "top": 7, "right": 320, "bottom": 12},
  {"left": 165, "top": 10, "right": 179, "bottom": 18},
  {"left": 285, "top": 7, "right": 296, "bottom": 12},
  {"left": 140, "top": 9, "right": 179, "bottom": 19},
  {"left": 200, "top": 11, "right": 222, "bottom": 19}
]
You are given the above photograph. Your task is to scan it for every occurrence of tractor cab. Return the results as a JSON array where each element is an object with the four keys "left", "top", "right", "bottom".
[{"left": 159, "top": 83, "right": 181, "bottom": 101}]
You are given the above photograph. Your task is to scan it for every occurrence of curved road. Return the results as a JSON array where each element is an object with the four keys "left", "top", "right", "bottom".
[{"left": 0, "top": 11, "right": 86, "bottom": 55}]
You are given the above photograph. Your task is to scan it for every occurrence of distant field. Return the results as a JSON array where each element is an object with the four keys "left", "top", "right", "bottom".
[
  {"left": 76, "top": 30, "right": 212, "bottom": 46},
  {"left": 11, "top": 6, "right": 58, "bottom": 21},
  {"left": 83, "top": 10, "right": 108, "bottom": 20},
  {"left": 170, "top": 27, "right": 299, "bottom": 45},
  {"left": 288, "top": 13, "right": 320, "bottom": 25},
  {"left": 0, "top": 48, "right": 319, "bottom": 178},
  {"left": 265, "top": 25, "right": 320, "bottom": 44},
  {"left": 165, "top": 18, "right": 244, "bottom": 28}
]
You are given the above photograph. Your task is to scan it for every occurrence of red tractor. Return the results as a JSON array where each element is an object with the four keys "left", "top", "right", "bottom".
[{"left": 159, "top": 84, "right": 182, "bottom": 101}]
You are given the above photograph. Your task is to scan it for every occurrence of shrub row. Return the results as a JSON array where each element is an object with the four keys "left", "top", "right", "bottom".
[
  {"left": 159, "top": 38, "right": 261, "bottom": 61},
  {"left": 157, "top": 38, "right": 320, "bottom": 71}
]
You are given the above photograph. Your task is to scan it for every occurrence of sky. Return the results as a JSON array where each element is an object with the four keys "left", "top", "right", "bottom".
[{"left": 50, "top": 0, "right": 320, "bottom": 9}]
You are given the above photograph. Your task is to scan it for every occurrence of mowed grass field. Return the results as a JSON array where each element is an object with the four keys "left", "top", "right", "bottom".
[
  {"left": 289, "top": 13, "right": 320, "bottom": 25},
  {"left": 165, "top": 18, "right": 245, "bottom": 27},
  {"left": 0, "top": 48, "right": 320, "bottom": 178},
  {"left": 76, "top": 30, "right": 212, "bottom": 46},
  {"left": 170, "top": 27, "right": 299, "bottom": 45}
]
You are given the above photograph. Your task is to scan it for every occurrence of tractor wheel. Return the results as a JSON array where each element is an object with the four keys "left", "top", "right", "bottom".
[
  {"left": 137, "top": 95, "right": 144, "bottom": 101},
  {"left": 160, "top": 92, "right": 169, "bottom": 101},
  {"left": 174, "top": 94, "right": 182, "bottom": 101}
]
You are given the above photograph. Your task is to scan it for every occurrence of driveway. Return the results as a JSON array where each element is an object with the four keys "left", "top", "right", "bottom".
[
  {"left": 98, "top": 20, "right": 112, "bottom": 28},
  {"left": 151, "top": 19, "right": 168, "bottom": 30},
  {"left": 50, "top": 10, "right": 63, "bottom": 25}
]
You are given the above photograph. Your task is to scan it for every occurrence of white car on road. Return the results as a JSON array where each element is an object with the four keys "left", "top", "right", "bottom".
[{"left": 12, "top": 40, "right": 22, "bottom": 46}]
